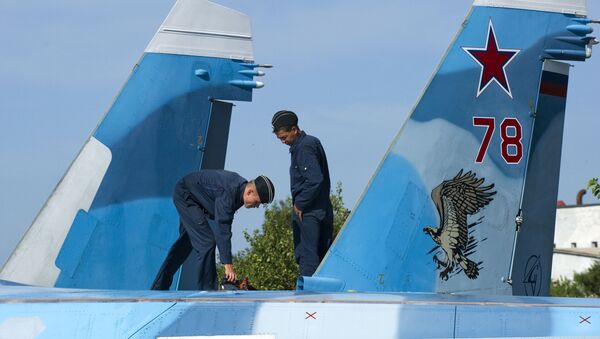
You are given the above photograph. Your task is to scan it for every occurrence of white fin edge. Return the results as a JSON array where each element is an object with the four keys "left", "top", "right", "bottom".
[
  {"left": 146, "top": 0, "right": 254, "bottom": 61},
  {"left": 474, "top": 0, "right": 587, "bottom": 16},
  {"left": 0, "top": 137, "right": 111, "bottom": 286}
]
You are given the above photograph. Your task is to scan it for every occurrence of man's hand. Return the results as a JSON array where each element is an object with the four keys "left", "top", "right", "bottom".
[
  {"left": 224, "top": 264, "right": 237, "bottom": 282},
  {"left": 293, "top": 205, "right": 303, "bottom": 221}
]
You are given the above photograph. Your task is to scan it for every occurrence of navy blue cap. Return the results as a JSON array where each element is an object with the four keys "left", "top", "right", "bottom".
[
  {"left": 254, "top": 175, "right": 275, "bottom": 204},
  {"left": 272, "top": 110, "right": 298, "bottom": 131}
]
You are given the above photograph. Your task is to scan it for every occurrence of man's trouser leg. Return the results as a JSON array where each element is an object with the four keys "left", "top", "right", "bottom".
[
  {"left": 293, "top": 209, "right": 326, "bottom": 277},
  {"left": 174, "top": 191, "right": 218, "bottom": 291},
  {"left": 193, "top": 237, "right": 217, "bottom": 290},
  {"left": 318, "top": 205, "right": 334, "bottom": 260},
  {"left": 150, "top": 222, "right": 192, "bottom": 290}
]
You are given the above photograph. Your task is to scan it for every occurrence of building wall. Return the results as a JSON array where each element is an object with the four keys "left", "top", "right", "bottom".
[
  {"left": 551, "top": 253, "right": 597, "bottom": 280},
  {"left": 552, "top": 205, "right": 600, "bottom": 280}
]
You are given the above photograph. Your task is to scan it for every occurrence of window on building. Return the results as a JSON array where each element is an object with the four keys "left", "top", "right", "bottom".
[
  {"left": 571, "top": 242, "right": 577, "bottom": 248},
  {"left": 593, "top": 241, "right": 598, "bottom": 248}
]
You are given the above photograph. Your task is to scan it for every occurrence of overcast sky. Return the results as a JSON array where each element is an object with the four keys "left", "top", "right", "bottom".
[{"left": 1, "top": 0, "right": 598, "bottom": 265}]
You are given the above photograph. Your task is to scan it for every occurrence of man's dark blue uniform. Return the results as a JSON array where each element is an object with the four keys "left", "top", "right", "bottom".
[
  {"left": 273, "top": 110, "right": 333, "bottom": 277},
  {"left": 290, "top": 131, "right": 334, "bottom": 276},
  {"left": 151, "top": 170, "right": 274, "bottom": 290}
]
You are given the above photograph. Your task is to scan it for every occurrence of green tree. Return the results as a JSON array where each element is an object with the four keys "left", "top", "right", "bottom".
[
  {"left": 550, "top": 277, "right": 585, "bottom": 297},
  {"left": 220, "top": 182, "right": 350, "bottom": 290},
  {"left": 574, "top": 261, "right": 600, "bottom": 297},
  {"left": 587, "top": 178, "right": 600, "bottom": 199},
  {"left": 551, "top": 261, "right": 600, "bottom": 297}
]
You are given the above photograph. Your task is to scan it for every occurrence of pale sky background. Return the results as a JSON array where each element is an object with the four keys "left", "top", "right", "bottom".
[{"left": 0, "top": 1, "right": 598, "bottom": 266}]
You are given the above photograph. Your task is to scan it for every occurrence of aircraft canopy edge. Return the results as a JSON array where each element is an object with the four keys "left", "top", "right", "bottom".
[{"left": 473, "top": 0, "right": 587, "bottom": 16}]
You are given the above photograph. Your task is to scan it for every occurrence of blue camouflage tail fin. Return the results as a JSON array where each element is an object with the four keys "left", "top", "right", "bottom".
[
  {"left": 306, "top": 0, "right": 596, "bottom": 295},
  {"left": 0, "top": 0, "right": 267, "bottom": 289}
]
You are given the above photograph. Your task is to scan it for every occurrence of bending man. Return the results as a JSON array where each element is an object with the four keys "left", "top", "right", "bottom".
[{"left": 151, "top": 170, "right": 275, "bottom": 290}]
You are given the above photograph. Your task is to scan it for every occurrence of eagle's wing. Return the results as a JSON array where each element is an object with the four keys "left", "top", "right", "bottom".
[
  {"left": 438, "top": 195, "right": 467, "bottom": 254},
  {"left": 430, "top": 181, "right": 445, "bottom": 231},
  {"left": 438, "top": 170, "right": 496, "bottom": 251},
  {"left": 442, "top": 170, "right": 496, "bottom": 215}
]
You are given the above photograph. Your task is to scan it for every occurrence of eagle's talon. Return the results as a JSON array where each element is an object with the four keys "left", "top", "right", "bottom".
[
  {"left": 432, "top": 256, "right": 445, "bottom": 269},
  {"left": 440, "top": 271, "right": 449, "bottom": 281}
]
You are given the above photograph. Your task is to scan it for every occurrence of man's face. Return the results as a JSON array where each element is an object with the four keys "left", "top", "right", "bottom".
[
  {"left": 243, "top": 190, "right": 261, "bottom": 208},
  {"left": 275, "top": 127, "right": 299, "bottom": 146}
]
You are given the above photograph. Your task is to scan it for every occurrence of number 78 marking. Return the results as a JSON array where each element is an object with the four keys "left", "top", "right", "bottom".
[{"left": 473, "top": 116, "right": 523, "bottom": 164}]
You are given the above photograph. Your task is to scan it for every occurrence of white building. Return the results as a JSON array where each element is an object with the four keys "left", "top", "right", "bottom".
[{"left": 552, "top": 204, "right": 600, "bottom": 280}]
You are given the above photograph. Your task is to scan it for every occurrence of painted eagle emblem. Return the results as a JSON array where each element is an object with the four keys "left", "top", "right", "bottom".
[{"left": 423, "top": 169, "right": 496, "bottom": 281}]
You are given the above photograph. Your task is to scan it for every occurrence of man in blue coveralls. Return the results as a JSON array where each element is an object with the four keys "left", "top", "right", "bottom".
[
  {"left": 272, "top": 110, "right": 333, "bottom": 277},
  {"left": 151, "top": 170, "right": 275, "bottom": 290}
]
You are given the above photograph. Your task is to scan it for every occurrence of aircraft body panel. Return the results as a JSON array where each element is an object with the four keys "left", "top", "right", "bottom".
[{"left": 1, "top": 286, "right": 600, "bottom": 338}]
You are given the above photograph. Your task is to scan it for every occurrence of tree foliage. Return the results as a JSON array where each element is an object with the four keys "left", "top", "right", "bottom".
[
  {"left": 587, "top": 178, "right": 600, "bottom": 199},
  {"left": 550, "top": 277, "right": 586, "bottom": 297},
  {"left": 573, "top": 261, "right": 600, "bottom": 297},
  {"left": 551, "top": 261, "right": 600, "bottom": 297},
  {"left": 221, "top": 182, "right": 350, "bottom": 290}
]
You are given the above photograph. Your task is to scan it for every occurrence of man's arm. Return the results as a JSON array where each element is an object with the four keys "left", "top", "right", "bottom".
[
  {"left": 213, "top": 194, "right": 235, "bottom": 265},
  {"left": 214, "top": 193, "right": 237, "bottom": 282},
  {"left": 293, "top": 144, "right": 324, "bottom": 211}
]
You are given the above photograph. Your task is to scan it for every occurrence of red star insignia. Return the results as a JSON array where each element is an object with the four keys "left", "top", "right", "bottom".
[{"left": 462, "top": 20, "right": 520, "bottom": 98}]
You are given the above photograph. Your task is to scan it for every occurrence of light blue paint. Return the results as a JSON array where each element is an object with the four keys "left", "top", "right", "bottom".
[
  {"left": 0, "top": 301, "right": 176, "bottom": 339},
  {"left": 297, "top": 276, "right": 345, "bottom": 291},
  {"left": 229, "top": 80, "right": 264, "bottom": 88},
  {"left": 566, "top": 24, "right": 594, "bottom": 36},
  {"left": 317, "top": 154, "right": 438, "bottom": 292},
  {"left": 194, "top": 68, "right": 209, "bottom": 78},
  {"left": 238, "top": 70, "right": 264, "bottom": 76},
  {"left": 56, "top": 198, "right": 179, "bottom": 289},
  {"left": 2, "top": 286, "right": 600, "bottom": 338},
  {"left": 544, "top": 48, "right": 588, "bottom": 61}
]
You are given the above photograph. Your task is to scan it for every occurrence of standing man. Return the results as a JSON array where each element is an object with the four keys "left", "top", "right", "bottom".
[
  {"left": 151, "top": 170, "right": 275, "bottom": 291},
  {"left": 272, "top": 110, "right": 333, "bottom": 277}
]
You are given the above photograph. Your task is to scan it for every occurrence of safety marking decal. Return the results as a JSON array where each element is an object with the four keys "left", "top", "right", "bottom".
[{"left": 305, "top": 311, "right": 317, "bottom": 320}]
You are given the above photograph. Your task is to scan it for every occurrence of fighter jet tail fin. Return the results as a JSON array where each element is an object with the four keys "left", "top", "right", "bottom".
[
  {"left": 306, "top": 1, "right": 593, "bottom": 295},
  {"left": 0, "top": 0, "right": 266, "bottom": 290}
]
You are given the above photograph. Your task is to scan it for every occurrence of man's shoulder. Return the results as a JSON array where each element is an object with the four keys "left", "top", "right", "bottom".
[
  {"left": 220, "top": 169, "right": 244, "bottom": 179},
  {"left": 298, "top": 133, "right": 322, "bottom": 148},
  {"left": 198, "top": 169, "right": 243, "bottom": 178}
]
